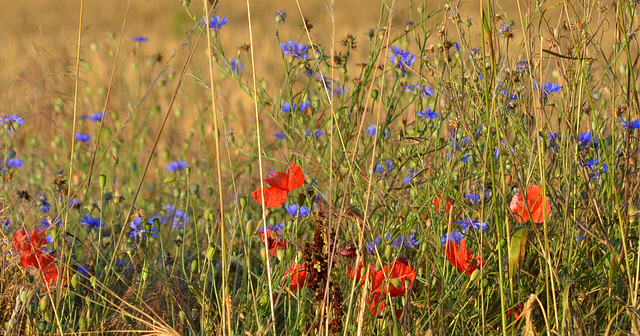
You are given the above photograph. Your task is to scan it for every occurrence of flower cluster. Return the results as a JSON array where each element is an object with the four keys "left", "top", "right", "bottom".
[{"left": 12, "top": 229, "right": 59, "bottom": 290}]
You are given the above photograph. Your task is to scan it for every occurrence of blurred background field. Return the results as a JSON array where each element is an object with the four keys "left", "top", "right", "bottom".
[{"left": 2, "top": 0, "right": 640, "bottom": 334}]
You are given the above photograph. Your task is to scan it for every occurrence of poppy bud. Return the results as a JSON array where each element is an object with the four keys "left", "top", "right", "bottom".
[
  {"left": 71, "top": 274, "right": 80, "bottom": 289},
  {"left": 470, "top": 268, "right": 481, "bottom": 282},
  {"left": 206, "top": 246, "right": 215, "bottom": 261},
  {"left": 384, "top": 245, "right": 392, "bottom": 261},
  {"left": 99, "top": 174, "right": 107, "bottom": 189},
  {"left": 371, "top": 89, "right": 379, "bottom": 100},
  {"left": 389, "top": 278, "right": 403, "bottom": 289},
  {"left": 239, "top": 196, "right": 247, "bottom": 208},
  {"left": 39, "top": 296, "right": 48, "bottom": 312},
  {"left": 172, "top": 188, "right": 180, "bottom": 198},
  {"left": 245, "top": 220, "right": 253, "bottom": 235},
  {"left": 190, "top": 260, "right": 198, "bottom": 274},
  {"left": 141, "top": 266, "right": 150, "bottom": 281},
  {"left": 164, "top": 177, "right": 175, "bottom": 184},
  {"left": 277, "top": 248, "right": 285, "bottom": 261},
  {"left": 79, "top": 317, "right": 87, "bottom": 331}
]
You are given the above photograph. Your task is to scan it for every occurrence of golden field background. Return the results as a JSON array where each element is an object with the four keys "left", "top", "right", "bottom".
[{"left": 0, "top": 0, "right": 620, "bottom": 149}]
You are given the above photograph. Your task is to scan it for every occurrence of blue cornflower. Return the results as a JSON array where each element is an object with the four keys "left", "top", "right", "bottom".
[
  {"left": 201, "top": 15, "right": 228, "bottom": 32},
  {"left": 402, "top": 169, "right": 416, "bottom": 185},
  {"left": 280, "top": 40, "right": 308, "bottom": 59},
  {"left": 416, "top": 108, "right": 439, "bottom": 120},
  {"left": 46, "top": 234, "right": 54, "bottom": 244},
  {"left": 455, "top": 218, "right": 488, "bottom": 232},
  {"left": 386, "top": 233, "right": 420, "bottom": 248},
  {"left": 373, "top": 160, "right": 394, "bottom": 174},
  {"left": 80, "top": 215, "right": 105, "bottom": 229},
  {"left": 466, "top": 190, "right": 491, "bottom": 204},
  {"left": 578, "top": 131, "right": 597, "bottom": 147},
  {"left": 534, "top": 81, "right": 561, "bottom": 98},
  {"left": 406, "top": 83, "right": 435, "bottom": 97},
  {"left": 3, "top": 218, "right": 9, "bottom": 227},
  {"left": 389, "top": 46, "right": 416, "bottom": 76},
  {"left": 364, "top": 124, "right": 377, "bottom": 136},
  {"left": 281, "top": 102, "right": 295, "bottom": 113},
  {"left": 366, "top": 236, "right": 381, "bottom": 254},
  {"left": 5, "top": 158, "right": 23, "bottom": 169},
  {"left": 575, "top": 224, "right": 586, "bottom": 244},
  {"left": 129, "top": 217, "right": 159, "bottom": 239},
  {"left": 299, "top": 100, "right": 310, "bottom": 110},
  {"left": 621, "top": 118, "right": 640, "bottom": 130},
  {"left": 275, "top": 10, "right": 287, "bottom": 23},
  {"left": 305, "top": 129, "right": 324, "bottom": 138},
  {"left": 441, "top": 231, "right": 463, "bottom": 245},
  {"left": 229, "top": 58, "right": 244, "bottom": 74},
  {"left": 164, "top": 204, "right": 189, "bottom": 228},
  {"left": 130, "top": 36, "right": 149, "bottom": 42},
  {"left": 284, "top": 204, "right": 314, "bottom": 218},
  {"left": 78, "top": 266, "right": 91, "bottom": 277},
  {"left": 454, "top": 42, "right": 460, "bottom": 53},
  {"left": 0, "top": 114, "right": 24, "bottom": 133},
  {"left": 38, "top": 194, "right": 51, "bottom": 213},
  {"left": 274, "top": 131, "right": 287, "bottom": 140},
  {"left": 516, "top": 58, "right": 529, "bottom": 73},
  {"left": 499, "top": 22, "right": 514, "bottom": 39},
  {"left": 38, "top": 218, "right": 60, "bottom": 229},
  {"left": 258, "top": 222, "right": 286, "bottom": 232},
  {"left": 69, "top": 198, "right": 82, "bottom": 208},
  {"left": 86, "top": 111, "right": 103, "bottom": 122},
  {"left": 166, "top": 160, "right": 187, "bottom": 172},
  {"left": 75, "top": 132, "right": 91, "bottom": 142},
  {"left": 547, "top": 132, "right": 561, "bottom": 152},
  {"left": 582, "top": 158, "right": 608, "bottom": 181}
]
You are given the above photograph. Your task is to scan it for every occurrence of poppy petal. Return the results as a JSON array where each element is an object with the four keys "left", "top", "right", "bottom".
[
  {"left": 286, "top": 162, "right": 305, "bottom": 191},
  {"left": 252, "top": 187, "right": 289, "bottom": 208},
  {"left": 264, "top": 171, "right": 289, "bottom": 190}
]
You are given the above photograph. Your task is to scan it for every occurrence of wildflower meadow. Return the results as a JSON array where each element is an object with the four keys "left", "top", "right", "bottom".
[{"left": 2, "top": 0, "right": 640, "bottom": 335}]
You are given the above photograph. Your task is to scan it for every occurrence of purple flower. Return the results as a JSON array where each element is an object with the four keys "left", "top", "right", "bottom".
[
  {"left": 38, "top": 194, "right": 51, "bottom": 213},
  {"left": 229, "top": 58, "right": 244, "bottom": 74},
  {"left": 166, "top": 160, "right": 187, "bottom": 172},
  {"left": 455, "top": 218, "right": 488, "bottom": 232},
  {"left": 305, "top": 129, "right": 324, "bottom": 139},
  {"left": 5, "top": 158, "right": 23, "bottom": 169},
  {"left": 258, "top": 222, "right": 285, "bottom": 232},
  {"left": 386, "top": 233, "right": 420, "bottom": 249},
  {"left": 130, "top": 36, "right": 149, "bottom": 43},
  {"left": 0, "top": 114, "right": 24, "bottom": 133},
  {"left": 402, "top": 169, "right": 416, "bottom": 185},
  {"left": 284, "top": 204, "right": 314, "bottom": 218},
  {"left": 86, "top": 111, "right": 103, "bottom": 122},
  {"left": 275, "top": 10, "right": 287, "bottom": 23},
  {"left": 441, "top": 231, "right": 463, "bottom": 245},
  {"left": 38, "top": 218, "right": 60, "bottom": 229},
  {"left": 416, "top": 108, "right": 439, "bottom": 120},
  {"left": 81, "top": 215, "right": 105, "bottom": 229},
  {"left": 499, "top": 22, "right": 514, "bottom": 39},
  {"left": 621, "top": 118, "right": 640, "bottom": 130},
  {"left": 164, "top": 204, "right": 189, "bottom": 228},
  {"left": 75, "top": 132, "right": 91, "bottom": 142},
  {"left": 364, "top": 124, "right": 377, "bottom": 136},
  {"left": 366, "top": 236, "right": 381, "bottom": 254},
  {"left": 274, "top": 131, "right": 287, "bottom": 140},
  {"left": 78, "top": 266, "right": 91, "bottom": 277},
  {"left": 280, "top": 40, "right": 308, "bottom": 59},
  {"left": 129, "top": 217, "right": 159, "bottom": 239},
  {"left": 389, "top": 46, "right": 416, "bottom": 76},
  {"left": 201, "top": 15, "right": 227, "bottom": 32}
]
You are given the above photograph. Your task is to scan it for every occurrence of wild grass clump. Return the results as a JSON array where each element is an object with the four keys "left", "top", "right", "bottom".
[{"left": 1, "top": 0, "right": 640, "bottom": 335}]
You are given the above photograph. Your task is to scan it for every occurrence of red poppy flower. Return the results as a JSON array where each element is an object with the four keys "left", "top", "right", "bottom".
[
  {"left": 258, "top": 229, "right": 286, "bottom": 256},
  {"left": 367, "top": 259, "right": 416, "bottom": 316},
  {"left": 509, "top": 185, "right": 551, "bottom": 224},
  {"left": 13, "top": 229, "right": 48, "bottom": 268},
  {"left": 507, "top": 305, "right": 524, "bottom": 320},
  {"left": 12, "top": 229, "right": 60, "bottom": 291},
  {"left": 252, "top": 163, "right": 305, "bottom": 208},
  {"left": 432, "top": 195, "right": 452, "bottom": 212},
  {"left": 444, "top": 238, "right": 485, "bottom": 275},
  {"left": 284, "top": 262, "right": 308, "bottom": 291},
  {"left": 347, "top": 261, "right": 368, "bottom": 285},
  {"left": 370, "top": 259, "right": 416, "bottom": 297}
]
